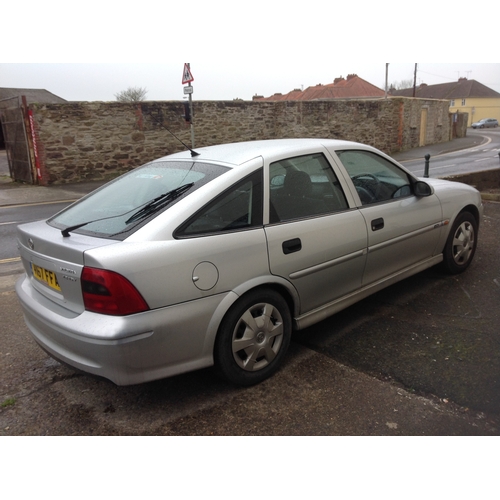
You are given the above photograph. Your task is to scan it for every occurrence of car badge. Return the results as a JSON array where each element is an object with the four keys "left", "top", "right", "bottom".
[{"left": 28, "top": 238, "right": 35, "bottom": 250}]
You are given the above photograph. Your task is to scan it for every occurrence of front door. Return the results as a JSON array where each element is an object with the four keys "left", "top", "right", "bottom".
[{"left": 334, "top": 149, "right": 442, "bottom": 286}]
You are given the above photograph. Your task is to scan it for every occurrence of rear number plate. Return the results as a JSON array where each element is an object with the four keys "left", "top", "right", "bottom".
[{"left": 31, "top": 263, "right": 62, "bottom": 292}]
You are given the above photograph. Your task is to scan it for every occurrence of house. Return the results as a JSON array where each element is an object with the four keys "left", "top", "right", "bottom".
[
  {"left": 253, "top": 74, "right": 385, "bottom": 101},
  {"left": 390, "top": 78, "right": 500, "bottom": 127}
]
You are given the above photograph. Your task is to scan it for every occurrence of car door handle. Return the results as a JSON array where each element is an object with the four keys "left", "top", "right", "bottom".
[
  {"left": 283, "top": 238, "right": 302, "bottom": 255},
  {"left": 371, "top": 218, "right": 385, "bottom": 231}
]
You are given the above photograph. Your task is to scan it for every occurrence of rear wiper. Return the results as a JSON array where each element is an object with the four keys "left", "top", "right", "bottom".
[
  {"left": 61, "top": 183, "right": 194, "bottom": 237},
  {"left": 61, "top": 222, "right": 90, "bottom": 237},
  {"left": 125, "top": 183, "right": 194, "bottom": 224}
]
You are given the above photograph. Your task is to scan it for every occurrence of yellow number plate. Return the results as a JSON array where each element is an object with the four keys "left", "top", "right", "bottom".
[{"left": 31, "top": 263, "right": 62, "bottom": 292}]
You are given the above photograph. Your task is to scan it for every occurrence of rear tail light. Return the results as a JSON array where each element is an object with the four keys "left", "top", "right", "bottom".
[{"left": 81, "top": 267, "right": 149, "bottom": 316}]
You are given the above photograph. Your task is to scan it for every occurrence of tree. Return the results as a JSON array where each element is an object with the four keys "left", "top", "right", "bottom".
[
  {"left": 115, "top": 87, "right": 148, "bottom": 103},
  {"left": 391, "top": 79, "right": 414, "bottom": 90}
]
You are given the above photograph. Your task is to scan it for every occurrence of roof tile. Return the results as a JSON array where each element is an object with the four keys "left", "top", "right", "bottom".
[
  {"left": 254, "top": 75, "right": 385, "bottom": 101},
  {"left": 390, "top": 79, "right": 500, "bottom": 99}
]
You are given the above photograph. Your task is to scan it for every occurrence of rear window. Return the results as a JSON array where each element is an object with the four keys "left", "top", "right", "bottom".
[{"left": 49, "top": 161, "right": 229, "bottom": 239}]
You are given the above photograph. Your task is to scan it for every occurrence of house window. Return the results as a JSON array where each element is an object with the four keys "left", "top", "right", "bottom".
[
  {"left": 450, "top": 100, "right": 455, "bottom": 107},
  {"left": 462, "top": 99, "right": 466, "bottom": 106}
]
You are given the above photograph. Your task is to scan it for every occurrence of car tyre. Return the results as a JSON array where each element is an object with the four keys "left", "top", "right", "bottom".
[
  {"left": 442, "top": 211, "right": 478, "bottom": 274},
  {"left": 214, "top": 288, "right": 292, "bottom": 386}
]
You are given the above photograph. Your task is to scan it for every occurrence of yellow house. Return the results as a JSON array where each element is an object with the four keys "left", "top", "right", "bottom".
[{"left": 391, "top": 78, "right": 500, "bottom": 127}]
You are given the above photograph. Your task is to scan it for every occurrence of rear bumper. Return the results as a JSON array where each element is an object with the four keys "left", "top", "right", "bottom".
[{"left": 16, "top": 274, "right": 229, "bottom": 385}]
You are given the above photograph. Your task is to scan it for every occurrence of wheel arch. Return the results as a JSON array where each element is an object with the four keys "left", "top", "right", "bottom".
[
  {"left": 450, "top": 204, "right": 481, "bottom": 235},
  {"left": 460, "top": 204, "right": 481, "bottom": 227},
  {"left": 441, "top": 204, "right": 480, "bottom": 254},
  {"left": 201, "top": 277, "right": 300, "bottom": 362}
]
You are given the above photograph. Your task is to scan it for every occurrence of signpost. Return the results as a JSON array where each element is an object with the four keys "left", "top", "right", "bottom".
[{"left": 182, "top": 63, "right": 195, "bottom": 148}]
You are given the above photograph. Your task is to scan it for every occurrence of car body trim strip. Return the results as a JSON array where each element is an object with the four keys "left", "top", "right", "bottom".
[
  {"left": 368, "top": 222, "right": 442, "bottom": 253},
  {"left": 288, "top": 249, "right": 367, "bottom": 280}
]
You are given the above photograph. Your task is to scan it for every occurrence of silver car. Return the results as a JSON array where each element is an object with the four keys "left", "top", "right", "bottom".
[
  {"left": 16, "top": 139, "right": 483, "bottom": 386},
  {"left": 471, "top": 118, "right": 499, "bottom": 129}
]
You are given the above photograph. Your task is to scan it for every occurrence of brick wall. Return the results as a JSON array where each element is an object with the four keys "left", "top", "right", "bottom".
[{"left": 28, "top": 97, "right": 451, "bottom": 185}]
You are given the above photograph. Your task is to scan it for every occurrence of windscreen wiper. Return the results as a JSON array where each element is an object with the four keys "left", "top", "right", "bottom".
[
  {"left": 61, "top": 183, "right": 194, "bottom": 237},
  {"left": 125, "top": 183, "right": 194, "bottom": 224}
]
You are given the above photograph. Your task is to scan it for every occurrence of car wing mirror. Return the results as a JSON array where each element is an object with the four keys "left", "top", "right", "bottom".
[{"left": 414, "top": 181, "right": 433, "bottom": 197}]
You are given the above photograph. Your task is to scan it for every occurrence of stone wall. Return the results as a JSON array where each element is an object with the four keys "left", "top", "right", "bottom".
[{"left": 28, "top": 97, "right": 451, "bottom": 185}]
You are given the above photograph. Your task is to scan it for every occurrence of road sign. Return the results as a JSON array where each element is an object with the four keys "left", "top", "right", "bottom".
[
  {"left": 182, "top": 64, "right": 194, "bottom": 84},
  {"left": 184, "top": 85, "right": 193, "bottom": 95}
]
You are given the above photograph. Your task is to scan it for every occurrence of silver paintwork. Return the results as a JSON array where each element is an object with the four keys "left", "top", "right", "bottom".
[{"left": 16, "top": 139, "right": 484, "bottom": 385}]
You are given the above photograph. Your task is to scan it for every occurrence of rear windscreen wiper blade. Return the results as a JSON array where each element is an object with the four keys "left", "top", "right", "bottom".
[
  {"left": 125, "top": 183, "right": 194, "bottom": 225},
  {"left": 61, "top": 183, "right": 195, "bottom": 237},
  {"left": 61, "top": 221, "right": 91, "bottom": 237}
]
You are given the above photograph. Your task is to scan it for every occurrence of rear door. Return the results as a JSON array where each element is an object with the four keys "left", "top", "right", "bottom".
[
  {"left": 333, "top": 149, "right": 443, "bottom": 286},
  {"left": 264, "top": 150, "right": 368, "bottom": 315}
]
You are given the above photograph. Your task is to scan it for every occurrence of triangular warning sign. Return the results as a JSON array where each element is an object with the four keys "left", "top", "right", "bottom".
[{"left": 182, "top": 64, "right": 194, "bottom": 84}]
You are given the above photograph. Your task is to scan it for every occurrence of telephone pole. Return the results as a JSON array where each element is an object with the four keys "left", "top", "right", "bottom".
[
  {"left": 385, "top": 63, "right": 389, "bottom": 99},
  {"left": 413, "top": 63, "right": 418, "bottom": 97}
]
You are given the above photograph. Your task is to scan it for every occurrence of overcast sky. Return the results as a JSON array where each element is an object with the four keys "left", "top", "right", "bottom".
[
  {"left": 2, "top": 63, "right": 499, "bottom": 102},
  {"left": 2, "top": 1, "right": 499, "bottom": 102}
]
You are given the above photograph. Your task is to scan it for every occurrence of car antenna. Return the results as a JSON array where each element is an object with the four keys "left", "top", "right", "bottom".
[
  {"left": 149, "top": 106, "right": 200, "bottom": 158},
  {"left": 163, "top": 125, "right": 200, "bottom": 158}
]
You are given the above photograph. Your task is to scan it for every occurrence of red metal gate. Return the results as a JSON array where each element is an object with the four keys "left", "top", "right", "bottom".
[{"left": 0, "top": 96, "right": 34, "bottom": 183}]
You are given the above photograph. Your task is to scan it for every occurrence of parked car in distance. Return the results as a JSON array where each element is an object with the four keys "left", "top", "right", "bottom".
[
  {"left": 16, "top": 139, "right": 483, "bottom": 387},
  {"left": 471, "top": 118, "right": 499, "bottom": 129}
]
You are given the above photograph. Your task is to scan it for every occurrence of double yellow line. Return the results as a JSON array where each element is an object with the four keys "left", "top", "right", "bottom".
[{"left": 0, "top": 257, "right": 21, "bottom": 264}]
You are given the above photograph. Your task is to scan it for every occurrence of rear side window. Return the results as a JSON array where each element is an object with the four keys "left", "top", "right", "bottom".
[
  {"left": 176, "top": 170, "right": 263, "bottom": 237},
  {"left": 269, "top": 153, "right": 348, "bottom": 223},
  {"left": 49, "top": 161, "right": 229, "bottom": 239}
]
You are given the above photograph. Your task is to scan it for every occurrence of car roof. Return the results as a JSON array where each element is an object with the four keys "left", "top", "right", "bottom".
[{"left": 158, "top": 138, "right": 366, "bottom": 167}]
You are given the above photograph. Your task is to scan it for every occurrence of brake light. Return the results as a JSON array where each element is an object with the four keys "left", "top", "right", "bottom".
[{"left": 81, "top": 267, "right": 149, "bottom": 316}]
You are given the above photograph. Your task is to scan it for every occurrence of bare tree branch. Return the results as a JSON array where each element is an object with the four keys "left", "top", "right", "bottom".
[{"left": 115, "top": 87, "right": 148, "bottom": 103}]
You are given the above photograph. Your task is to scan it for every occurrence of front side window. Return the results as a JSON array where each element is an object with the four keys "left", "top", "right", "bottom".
[
  {"left": 176, "top": 170, "right": 263, "bottom": 237},
  {"left": 336, "top": 150, "right": 413, "bottom": 206},
  {"left": 269, "top": 153, "right": 348, "bottom": 223}
]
